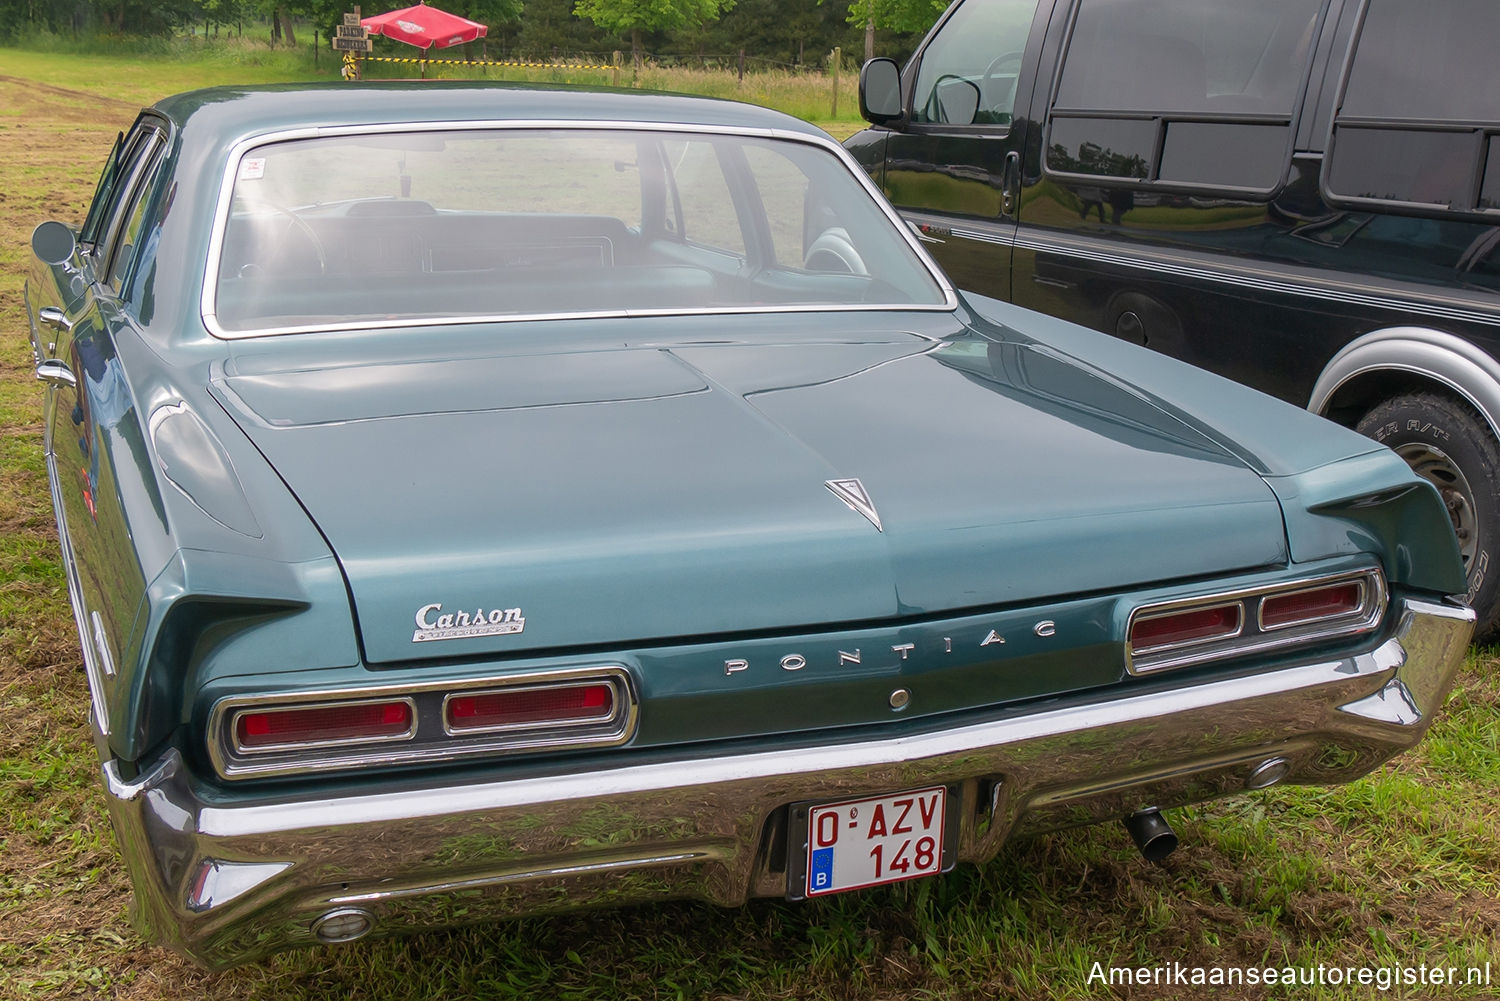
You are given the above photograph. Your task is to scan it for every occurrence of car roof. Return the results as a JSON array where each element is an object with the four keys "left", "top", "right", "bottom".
[{"left": 150, "top": 81, "right": 829, "bottom": 147}]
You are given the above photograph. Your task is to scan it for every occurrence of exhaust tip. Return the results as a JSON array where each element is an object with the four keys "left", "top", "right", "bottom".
[
  {"left": 1124, "top": 808, "right": 1178, "bottom": 863},
  {"left": 312, "top": 907, "right": 376, "bottom": 944},
  {"left": 1246, "top": 756, "right": 1291, "bottom": 789}
]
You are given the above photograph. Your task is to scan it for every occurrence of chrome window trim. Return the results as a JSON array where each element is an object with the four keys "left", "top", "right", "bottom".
[
  {"left": 1126, "top": 568, "right": 1387, "bottom": 676},
  {"left": 208, "top": 665, "right": 638, "bottom": 780},
  {"left": 228, "top": 695, "right": 419, "bottom": 756},
  {"left": 440, "top": 678, "right": 623, "bottom": 738},
  {"left": 200, "top": 120, "right": 959, "bottom": 339}
]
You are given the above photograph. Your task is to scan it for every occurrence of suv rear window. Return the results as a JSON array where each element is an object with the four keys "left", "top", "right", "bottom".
[
  {"left": 1045, "top": 0, "right": 1322, "bottom": 194},
  {"left": 1323, "top": 0, "right": 1500, "bottom": 219}
]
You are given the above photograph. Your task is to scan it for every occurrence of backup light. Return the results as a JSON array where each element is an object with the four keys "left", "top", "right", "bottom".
[{"left": 445, "top": 683, "right": 615, "bottom": 733}]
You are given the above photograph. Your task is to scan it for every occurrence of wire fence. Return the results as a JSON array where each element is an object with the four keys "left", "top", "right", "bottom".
[{"left": 354, "top": 45, "right": 847, "bottom": 74}]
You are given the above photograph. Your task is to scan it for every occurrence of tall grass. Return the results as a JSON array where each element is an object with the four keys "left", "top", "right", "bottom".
[
  {"left": 357, "top": 59, "right": 863, "bottom": 124},
  {"left": 1, "top": 33, "right": 863, "bottom": 125}
]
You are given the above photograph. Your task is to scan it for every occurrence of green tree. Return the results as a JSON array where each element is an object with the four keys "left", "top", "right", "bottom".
[
  {"left": 843, "top": 0, "right": 947, "bottom": 60},
  {"left": 574, "top": 0, "right": 734, "bottom": 65}
]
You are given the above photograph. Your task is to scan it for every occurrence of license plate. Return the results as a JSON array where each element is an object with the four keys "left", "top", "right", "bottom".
[{"left": 799, "top": 786, "right": 948, "bottom": 897}]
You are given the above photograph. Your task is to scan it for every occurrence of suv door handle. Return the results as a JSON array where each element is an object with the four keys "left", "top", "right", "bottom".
[
  {"left": 35, "top": 359, "right": 77, "bottom": 389},
  {"left": 38, "top": 306, "right": 73, "bottom": 333},
  {"left": 1000, "top": 151, "right": 1021, "bottom": 217}
]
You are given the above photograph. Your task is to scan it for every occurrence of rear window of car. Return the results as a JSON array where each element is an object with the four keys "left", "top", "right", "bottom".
[
  {"left": 207, "top": 127, "right": 950, "bottom": 335},
  {"left": 1322, "top": 0, "right": 1500, "bottom": 220}
]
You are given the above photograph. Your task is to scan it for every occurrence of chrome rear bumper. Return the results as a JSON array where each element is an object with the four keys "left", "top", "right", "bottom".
[{"left": 103, "top": 597, "right": 1473, "bottom": 967}]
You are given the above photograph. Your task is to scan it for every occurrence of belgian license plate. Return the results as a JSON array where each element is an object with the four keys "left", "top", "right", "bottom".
[{"left": 801, "top": 786, "right": 948, "bottom": 896}]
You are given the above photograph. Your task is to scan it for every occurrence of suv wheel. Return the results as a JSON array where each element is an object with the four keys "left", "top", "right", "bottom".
[{"left": 1357, "top": 392, "right": 1500, "bottom": 641}]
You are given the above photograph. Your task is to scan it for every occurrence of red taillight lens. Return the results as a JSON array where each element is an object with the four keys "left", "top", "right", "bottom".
[
  {"left": 235, "top": 700, "right": 412, "bottom": 749},
  {"left": 1130, "top": 602, "right": 1242, "bottom": 651},
  {"left": 446, "top": 684, "right": 614, "bottom": 732},
  {"left": 1260, "top": 582, "right": 1362, "bottom": 630}
]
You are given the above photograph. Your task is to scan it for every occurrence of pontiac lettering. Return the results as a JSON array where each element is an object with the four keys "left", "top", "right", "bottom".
[
  {"left": 721, "top": 623, "right": 1056, "bottom": 677},
  {"left": 412, "top": 602, "right": 526, "bottom": 643}
]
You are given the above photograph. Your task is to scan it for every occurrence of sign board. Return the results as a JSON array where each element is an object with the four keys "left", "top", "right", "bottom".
[
  {"left": 332, "top": 35, "right": 373, "bottom": 51},
  {"left": 343, "top": 12, "right": 361, "bottom": 25},
  {"left": 336, "top": 23, "right": 368, "bottom": 38}
]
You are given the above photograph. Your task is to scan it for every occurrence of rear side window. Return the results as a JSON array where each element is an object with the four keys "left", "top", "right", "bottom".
[
  {"left": 1045, "top": 0, "right": 1324, "bottom": 194},
  {"left": 1323, "top": 0, "right": 1500, "bottom": 220}
]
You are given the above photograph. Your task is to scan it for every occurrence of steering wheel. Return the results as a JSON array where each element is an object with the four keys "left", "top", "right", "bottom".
[
  {"left": 803, "top": 227, "right": 868, "bottom": 275},
  {"left": 980, "top": 50, "right": 1025, "bottom": 121},
  {"left": 264, "top": 205, "right": 326, "bottom": 276}
]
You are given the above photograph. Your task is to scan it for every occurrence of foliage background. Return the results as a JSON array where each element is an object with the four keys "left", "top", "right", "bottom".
[{"left": 0, "top": 0, "right": 943, "bottom": 66}]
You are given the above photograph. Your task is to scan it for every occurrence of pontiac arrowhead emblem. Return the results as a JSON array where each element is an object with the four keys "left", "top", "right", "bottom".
[{"left": 826, "top": 477, "right": 883, "bottom": 533}]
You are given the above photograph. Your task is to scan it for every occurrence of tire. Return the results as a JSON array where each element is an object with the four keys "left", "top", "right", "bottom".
[{"left": 1357, "top": 392, "right": 1500, "bottom": 641}]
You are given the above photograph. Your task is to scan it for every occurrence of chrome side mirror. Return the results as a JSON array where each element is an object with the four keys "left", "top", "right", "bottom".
[{"left": 32, "top": 220, "right": 77, "bottom": 266}]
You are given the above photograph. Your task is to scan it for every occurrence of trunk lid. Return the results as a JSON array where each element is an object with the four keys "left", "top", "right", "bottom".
[{"left": 212, "top": 329, "right": 1287, "bottom": 664}]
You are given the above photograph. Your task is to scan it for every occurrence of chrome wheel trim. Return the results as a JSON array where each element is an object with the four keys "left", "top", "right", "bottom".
[{"left": 1396, "top": 441, "right": 1479, "bottom": 566}]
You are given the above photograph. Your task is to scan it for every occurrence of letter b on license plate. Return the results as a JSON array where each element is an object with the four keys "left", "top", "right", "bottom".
[{"left": 798, "top": 786, "right": 949, "bottom": 897}]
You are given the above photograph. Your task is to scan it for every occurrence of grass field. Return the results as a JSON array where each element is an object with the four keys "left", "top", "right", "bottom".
[{"left": 1, "top": 42, "right": 1498, "bottom": 1001}]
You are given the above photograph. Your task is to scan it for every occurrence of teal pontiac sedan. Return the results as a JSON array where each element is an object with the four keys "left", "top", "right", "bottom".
[{"left": 24, "top": 83, "right": 1474, "bottom": 967}]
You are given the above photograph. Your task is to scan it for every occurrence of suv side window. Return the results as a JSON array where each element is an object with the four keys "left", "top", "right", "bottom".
[
  {"left": 1323, "top": 0, "right": 1500, "bottom": 221},
  {"left": 1045, "top": 0, "right": 1325, "bottom": 193},
  {"left": 910, "top": 0, "right": 1041, "bottom": 127}
]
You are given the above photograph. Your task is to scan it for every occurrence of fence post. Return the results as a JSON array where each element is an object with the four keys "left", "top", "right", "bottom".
[
  {"left": 738, "top": 49, "right": 745, "bottom": 87},
  {"left": 831, "top": 47, "right": 841, "bottom": 119},
  {"left": 612, "top": 50, "right": 622, "bottom": 88}
]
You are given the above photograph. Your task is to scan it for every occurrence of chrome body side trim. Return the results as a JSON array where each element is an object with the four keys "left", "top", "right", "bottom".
[
  {"left": 1307, "top": 325, "right": 1500, "bottom": 442},
  {"left": 43, "top": 450, "right": 111, "bottom": 738},
  {"left": 22, "top": 283, "right": 44, "bottom": 367},
  {"left": 104, "top": 597, "right": 1471, "bottom": 968},
  {"left": 1012, "top": 231, "right": 1500, "bottom": 329},
  {"left": 200, "top": 121, "right": 959, "bottom": 339}
]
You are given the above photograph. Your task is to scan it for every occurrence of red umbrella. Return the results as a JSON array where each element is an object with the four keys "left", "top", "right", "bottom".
[{"left": 362, "top": 2, "right": 487, "bottom": 50}]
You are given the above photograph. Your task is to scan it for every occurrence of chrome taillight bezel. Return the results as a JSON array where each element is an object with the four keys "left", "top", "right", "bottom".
[
  {"left": 208, "top": 666, "right": 636, "bottom": 780},
  {"left": 1125, "top": 569, "right": 1387, "bottom": 676}
]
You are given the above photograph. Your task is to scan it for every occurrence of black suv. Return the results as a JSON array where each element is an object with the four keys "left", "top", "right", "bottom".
[{"left": 847, "top": 0, "right": 1500, "bottom": 638}]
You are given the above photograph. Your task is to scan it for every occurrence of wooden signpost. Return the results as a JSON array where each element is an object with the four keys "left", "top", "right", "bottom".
[{"left": 339, "top": 9, "right": 367, "bottom": 79}]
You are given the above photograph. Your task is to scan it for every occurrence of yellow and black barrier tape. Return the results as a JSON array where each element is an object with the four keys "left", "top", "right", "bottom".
[{"left": 361, "top": 56, "right": 616, "bottom": 70}]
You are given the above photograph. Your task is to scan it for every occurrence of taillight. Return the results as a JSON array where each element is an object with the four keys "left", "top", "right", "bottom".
[
  {"left": 446, "top": 683, "right": 615, "bottom": 733},
  {"left": 1130, "top": 602, "right": 1242, "bottom": 652},
  {"left": 1126, "top": 569, "right": 1385, "bottom": 675},
  {"left": 1260, "top": 582, "right": 1363, "bottom": 630},
  {"left": 234, "top": 700, "right": 414, "bottom": 750},
  {"left": 211, "top": 668, "right": 636, "bottom": 780}
]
